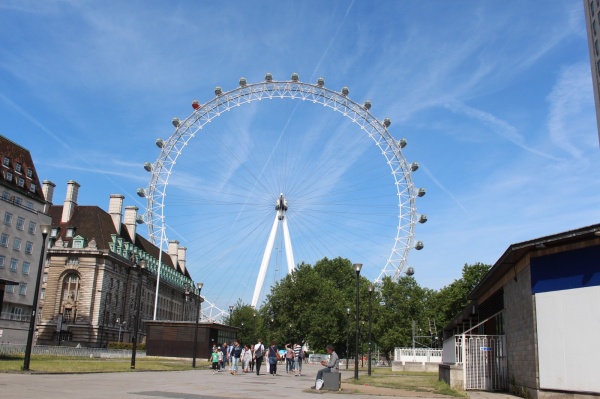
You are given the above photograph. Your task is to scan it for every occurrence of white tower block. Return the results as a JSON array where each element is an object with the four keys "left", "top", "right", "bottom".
[{"left": 251, "top": 194, "right": 295, "bottom": 307}]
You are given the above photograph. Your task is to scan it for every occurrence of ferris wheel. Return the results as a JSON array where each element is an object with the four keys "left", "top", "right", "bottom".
[{"left": 138, "top": 73, "right": 427, "bottom": 312}]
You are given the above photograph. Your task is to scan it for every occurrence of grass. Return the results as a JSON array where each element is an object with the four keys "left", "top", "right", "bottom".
[
  {"left": 0, "top": 354, "right": 211, "bottom": 373},
  {"left": 347, "top": 369, "right": 467, "bottom": 397}
]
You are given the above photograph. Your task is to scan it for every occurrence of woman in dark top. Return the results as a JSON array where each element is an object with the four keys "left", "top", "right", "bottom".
[{"left": 267, "top": 341, "right": 279, "bottom": 376}]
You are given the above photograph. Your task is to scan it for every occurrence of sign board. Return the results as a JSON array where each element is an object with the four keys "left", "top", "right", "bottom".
[{"left": 480, "top": 347, "right": 492, "bottom": 351}]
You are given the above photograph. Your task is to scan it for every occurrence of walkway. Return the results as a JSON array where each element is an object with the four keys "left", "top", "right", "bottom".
[{"left": 0, "top": 363, "right": 518, "bottom": 399}]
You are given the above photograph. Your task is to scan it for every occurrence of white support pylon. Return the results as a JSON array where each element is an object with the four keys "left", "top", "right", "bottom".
[{"left": 251, "top": 194, "right": 295, "bottom": 307}]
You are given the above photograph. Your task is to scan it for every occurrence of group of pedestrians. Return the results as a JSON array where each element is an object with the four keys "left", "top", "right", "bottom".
[
  {"left": 210, "top": 339, "right": 340, "bottom": 390},
  {"left": 210, "top": 338, "right": 306, "bottom": 377}
]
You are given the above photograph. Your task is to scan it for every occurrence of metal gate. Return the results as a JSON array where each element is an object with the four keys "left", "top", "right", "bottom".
[{"left": 462, "top": 335, "right": 507, "bottom": 391}]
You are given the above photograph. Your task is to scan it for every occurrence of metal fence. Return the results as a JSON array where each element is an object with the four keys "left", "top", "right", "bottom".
[{"left": 0, "top": 344, "right": 146, "bottom": 358}]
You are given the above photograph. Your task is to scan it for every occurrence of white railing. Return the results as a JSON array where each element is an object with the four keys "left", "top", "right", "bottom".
[
  {"left": 0, "top": 344, "right": 146, "bottom": 358},
  {"left": 394, "top": 347, "right": 442, "bottom": 364}
]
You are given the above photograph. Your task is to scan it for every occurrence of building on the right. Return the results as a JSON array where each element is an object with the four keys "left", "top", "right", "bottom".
[
  {"left": 439, "top": 223, "right": 600, "bottom": 398},
  {"left": 583, "top": 0, "right": 600, "bottom": 146}
]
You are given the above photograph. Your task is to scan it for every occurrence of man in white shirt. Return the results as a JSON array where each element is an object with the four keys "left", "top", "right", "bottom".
[{"left": 254, "top": 338, "right": 265, "bottom": 375}]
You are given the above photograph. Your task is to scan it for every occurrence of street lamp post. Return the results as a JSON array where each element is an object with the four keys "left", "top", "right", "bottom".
[
  {"left": 253, "top": 311, "right": 256, "bottom": 342},
  {"left": 345, "top": 307, "right": 350, "bottom": 370},
  {"left": 353, "top": 263, "right": 362, "bottom": 380},
  {"left": 131, "top": 259, "right": 147, "bottom": 369},
  {"left": 229, "top": 305, "right": 234, "bottom": 342},
  {"left": 368, "top": 285, "right": 374, "bottom": 376},
  {"left": 23, "top": 224, "right": 50, "bottom": 371},
  {"left": 192, "top": 282, "right": 203, "bottom": 368}
]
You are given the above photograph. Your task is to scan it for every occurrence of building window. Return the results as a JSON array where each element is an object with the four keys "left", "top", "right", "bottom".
[
  {"left": 6, "top": 285, "right": 14, "bottom": 294},
  {"left": 43, "top": 273, "right": 48, "bottom": 282},
  {"left": 10, "top": 258, "right": 18, "bottom": 271},
  {"left": 40, "top": 288, "right": 45, "bottom": 300},
  {"left": 0, "top": 233, "right": 9, "bottom": 247},
  {"left": 17, "top": 177, "right": 24, "bottom": 188},
  {"left": 15, "top": 163, "right": 22, "bottom": 173},
  {"left": 19, "top": 283, "right": 27, "bottom": 295},
  {"left": 2, "top": 156, "right": 9, "bottom": 167},
  {"left": 61, "top": 273, "right": 80, "bottom": 302},
  {"left": 29, "top": 222, "right": 37, "bottom": 235},
  {"left": 25, "top": 200, "right": 32, "bottom": 209},
  {"left": 13, "top": 237, "right": 21, "bottom": 251},
  {"left": 22, "top": 261, "right": 30, "bottom": 274},
  {"left": 2, "top": 191, "right": 9, "bottom": 200},
  {"left": 66, "top": 228, "right": 74, "bottom": 238},
  {"left": 0, "top": 255, "right": 5, "bottom": 268},
  {"left": 15, "top": 197, "right": 22, "bottom": 205},
  {"left": 5, "top": 171, "right": 12, "bottom": 182},
  {"left": 26, "top": 168, "right": 33, "bottom": 179},
  {"left": 16, "top": 216, "right": 25, "bottom": 230},
  {"left": 29, "top": 183, "right": 36, "bottom": 193},
  {"left": 25, "top": 241, "right": 33, "bottom": 254},
  {"left": 67, "top": 257, "right": 79, "bottom": 265},
  {"left": 4, "top": 212, "right": 13, "bottom": 226}
]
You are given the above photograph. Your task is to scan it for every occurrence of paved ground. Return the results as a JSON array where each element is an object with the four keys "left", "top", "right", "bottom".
[{"left": 0, "top": 363, "right": 519, "bottom": 399}]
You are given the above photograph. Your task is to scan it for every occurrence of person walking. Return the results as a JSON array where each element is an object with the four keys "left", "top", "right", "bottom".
[
  {"left": 210, "top": 348, "right": 220, "bottom": 374},
  {"left": 249, "top": 344, "right": 255, "bottom": 372},
  {"left": 293, "top": 343, "right": 303, "bottom": 376},
  {"left": 254, "top": 339, "right": 265, "bottom": 375},
  {"left": 219, "top": 343, "right": 227, "bottom": 372},
  {"left": 231, "top": 340, "right": 242, "bottom": 375},
  {"left": 241, "top": 344, "right": 252, "bottom": 373},
  {"left": 311, "top": 344, "right": 339, "bottom": 389},
  {"left": 267, "top": 341, "right": 279, "bottom": 376},
  {"left": 285, "top": 344, "right": 295, "bottom": 374}
]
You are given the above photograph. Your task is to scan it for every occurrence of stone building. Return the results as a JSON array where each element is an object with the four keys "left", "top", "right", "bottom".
[
  {"left": 0, "top": 135, "right": 52, "bottom": 344},
  {"left": 440, "top": 224, "right": 600, "bottom": 399},
  {"left": 37, "top": 181, "right": 199, "bottom": 347}
]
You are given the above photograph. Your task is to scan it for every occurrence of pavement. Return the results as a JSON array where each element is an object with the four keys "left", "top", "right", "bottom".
[{"left": 0, "top": 363, "right": 520, "bottom": 399}]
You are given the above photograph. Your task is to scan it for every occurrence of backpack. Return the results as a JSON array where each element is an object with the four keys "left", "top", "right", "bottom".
[{"left": 255, "top": 345, "right": 263, "bottom": 358}]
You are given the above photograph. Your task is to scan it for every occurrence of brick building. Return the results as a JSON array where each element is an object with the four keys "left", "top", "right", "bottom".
[
  {"left": 37, "top": 181, "right": 200, "bottom": 347},
  {"left": 440, "top": 224, "right": 600, "bottom": 398},
  {"left": 0, "top": 135, "right": 52, "bottom": 344}
]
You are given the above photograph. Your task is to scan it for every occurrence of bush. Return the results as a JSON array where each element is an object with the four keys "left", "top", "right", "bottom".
[{"left": 107, "top": 342, "right": 146, "bottom": 350}]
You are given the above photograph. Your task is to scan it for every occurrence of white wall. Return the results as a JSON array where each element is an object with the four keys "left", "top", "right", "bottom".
[{"left": 535, "top": 285, "right": 600, "bottom": 393}]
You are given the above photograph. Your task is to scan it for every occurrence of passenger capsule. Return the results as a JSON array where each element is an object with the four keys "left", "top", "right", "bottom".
[
  {"left": 265, "top": 73, "right": 273, "bottom": 82},
  {"left": 155, "top": 138, "right": 164, "bottom": 148},
  {"left": 414, "top": 241, "right": 424, "bottom": 250},
  {"left": 172, "top": 118, "right": 181, "bottom": 127},
  {"left": 410, "top": 162, "right": 419, "bottom": 172},
  {"left": 291, "top": 73, "right": 299, "bottom": 82},
  {"left": 405, "top": 266, "right": 415, "bottom": 276},
  {"left": 383, "top": 118, "right": 391, "bottom": 128},
  {"left": 398, "top": 139, "right": 407, "bottom": 148},
  {"left": 143, "top": 162, "right": 153, "bottom": 172},
  {"left": 136, "top": 188, "right": 146, "bottom": 198},
  {"left": 317, "top": 77, "right": 325, "bottom": 87},
  {"left": 239, "top": 77, "right": 247, "bottom": 86},
  {"left": 136, "top": 215, "right": 145, "bottom": 224},
  {"left": 364, "top": 100, "right": 371, "bottom": 110},
  {"left": 214, "top": 86, "right": 223, "bottom": 96},
  {"left": 417, "top": 188, "right": 426, "bottom": 197},
  {"left": 418, "top": 214, "right": 428, "bottom": 224},
  {"left": 341, "top": 87, "right": 349, "bottom": 96},
  {"left": 192, "top": 100, "right": 201, "bottom": 110}
]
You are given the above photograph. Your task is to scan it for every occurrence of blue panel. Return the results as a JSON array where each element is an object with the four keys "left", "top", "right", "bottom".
[{"left": 530, "top": 245, "right": 600, "bottom": 294}]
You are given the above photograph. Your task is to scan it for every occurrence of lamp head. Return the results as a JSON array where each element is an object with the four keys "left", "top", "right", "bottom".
[
  {"left": 40, "top": 224, "right": 51, "bottom": 235},
  {"left": 139, "top": 259, "right": 147, "bottom": 269},
  {"left": 197, "top": 282, "right": 203, "bottom": 291},
  {"left": 353, "top": 263, "right": 363, "bottom": 273},
  {"left": 229, "top": 305, "right": 234, "bottom": 311},
  {"left": 368, "top": 285, "right": 374, "bottom": 292}
]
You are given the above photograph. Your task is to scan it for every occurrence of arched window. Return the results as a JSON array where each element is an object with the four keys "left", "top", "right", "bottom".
[{"left": 61, "top": 273, "right": 80, "bottom": 322}]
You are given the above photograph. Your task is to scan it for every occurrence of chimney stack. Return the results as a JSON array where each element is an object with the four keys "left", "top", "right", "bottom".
[
  {"left": 123, "top": 206, "right": 138, "bottom": 240},
  {"left": 178, "top": 246, "right": 187, "bottom": 275},
  {"left": 42, "top": 180, "right": 56, "bottom": 213},
  {"left": 168, "top": 240, "right": 179, "bottom": 271},
  {"left": 108, "top": 194, "right": 125, "bottom": 235},
  {"left": 61, "top": 180, "right": 80, "bottom": 223}
]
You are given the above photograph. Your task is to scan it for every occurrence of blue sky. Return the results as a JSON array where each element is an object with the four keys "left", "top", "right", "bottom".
[{"left": 1, "top": 1, "right": 599, "bottom": 312}]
